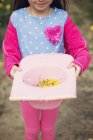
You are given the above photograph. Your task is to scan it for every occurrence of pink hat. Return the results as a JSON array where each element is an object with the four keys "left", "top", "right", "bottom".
[{"left": 9, "top": 53, "right": 76, "bottom": 109}]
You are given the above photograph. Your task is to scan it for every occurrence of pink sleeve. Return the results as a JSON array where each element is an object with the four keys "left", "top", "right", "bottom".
[
  {"left": 2, "top": 20, "right": 22, "bottom": 78},
  {"left": 64, "top": 16, "right": 91, "bottom": 73}
]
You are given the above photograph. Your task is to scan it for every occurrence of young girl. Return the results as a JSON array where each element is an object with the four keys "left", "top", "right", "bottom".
[{"left": 2, "top": 0, "right": 91, "bottom": 140}]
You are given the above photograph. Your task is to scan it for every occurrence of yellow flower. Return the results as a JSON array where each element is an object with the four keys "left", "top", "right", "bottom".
[
  {"left": 0, "top": 62, "right": 3, "bottom": 68},
  {"left": 90, "top": 25, "right": 93, "bottom": 31},
  {"left": 0, "top": 3, "right": 3, "bottom": 9},
  {"left": 5, "top": 4, "right": 11, "bottom": 10},
  {"left": 39, "top": 79, "right": 60, "bottom": 88}
]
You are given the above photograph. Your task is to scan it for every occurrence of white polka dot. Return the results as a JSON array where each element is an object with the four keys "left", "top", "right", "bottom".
[
  {"left": 30, "top": 41, "right": 32, "bottom": 44},
  {"left": 54, "top": 17, "right": 57, "bottom": 19},
  {"left": 22, "top": 49, "right": 24, "bottom": 52},
  {"left": 15, "top": 23, "right": 17, "bottom": 26},
  {"left": 20, "top": 10, "right": 23, "bottom": 13},
  {"left": 14, "top": 13, "right": 17, "bottom": 16},
  {"left": 41, "top": 42, "right": 44, "bottom": 45},
  {"left": 41, "top": 32, "right": 43, "bottom": 35},
  {"left": 46, "top": 47, "right": 49, "bottom": 50},
  {"left": 20, "top": 19, "right": 22, "bottom": 22},
  {"left": 50, "top": 22, "right": 53, "bottom": 25},
  {"left": 25, "top": 46, "right": 28, "bottom": 49},
  {"left": 59, "top": 21, "right": 63, "bottom": 23},
  {"left": 35, "top": 36, "right": 38, "bottom": 39},
  {"left": 49, "top": 15, "right": 51, "bottom": 18},
  {"left": 24, "top": 35, "right": 27, "bottom": 38},
  {"left": 35, "top": 27, "right": 38, "bottom": 30},
  {"left": 30, "top": 51, "right": 32, "bottom": 54},
  {"left": 29, "top": 31, "right": 32, "bottom": 34},
  {"left": 40, "top": 22, "right": 43, "bottom": 24},
  {"left": 56, "top": 46, "right": 59, "bottom": 48},
  {"left": 58, "top": 11, "right": 61, "bottom": 14},
  {"left": 29, "top": 21, "right": 32, "bottom": 24},
  {"left": 35, "top": 47, "right": 38, "bottom": 49}
]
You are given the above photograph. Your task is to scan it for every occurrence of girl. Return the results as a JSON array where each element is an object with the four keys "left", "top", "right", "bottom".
[{"left": 2, "top": 0, "right": 91, "bottom": 140}]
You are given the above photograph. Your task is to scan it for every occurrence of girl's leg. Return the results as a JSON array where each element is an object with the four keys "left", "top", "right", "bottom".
[
  {"left": 40, "top": 107, "right": 60, "bottom": 140},
  {"left": 20, "top": 101, "right": 40, "bottom": 140}
]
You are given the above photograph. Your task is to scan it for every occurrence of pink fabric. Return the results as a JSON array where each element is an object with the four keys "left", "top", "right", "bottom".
[
  {"left": 2, "top": 20, "right": 22, "bottom": 78},
  {"left": 64, "top": 16, "right": 91, "bottom": 73},
  {"left": 2, "top": 16, "right": 91, "bottom": 78},
  {"left": 44, "top": 26, "right": 62, "bottom": 45},
  {"left": 20, "top": 101, "right": 60, "bottom": 140}
]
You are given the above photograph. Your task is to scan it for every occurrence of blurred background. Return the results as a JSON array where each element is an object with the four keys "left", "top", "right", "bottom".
[{"left": 0, "top": 0, "right": 93, "bottom": 140}]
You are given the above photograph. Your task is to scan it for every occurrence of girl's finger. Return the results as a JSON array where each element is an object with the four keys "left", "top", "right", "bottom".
[
  {"left": 10, "top": 65, "right": 22, "bottom": 78},
  {"left": 10, "top": 69, "right": 15, "bottom": 78},
  {"left": 67, "top": 63, "right": 81, "bottom": 78},
  {"left": 13, "top": 66, "right": 22, "bottom": 71},
  {"left": 67, "top": 63, "right": 75, "bottom": 68},
  {"left": 74, "top": 65, "right": 81, "bottom": 77},
  {"left": 75, "top": 68, "right": 80, "bottom": 77}
]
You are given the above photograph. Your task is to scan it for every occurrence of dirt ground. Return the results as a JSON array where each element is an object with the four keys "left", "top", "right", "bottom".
[{"left": 0, "top": 1, "right": 93, "bottom": 140}]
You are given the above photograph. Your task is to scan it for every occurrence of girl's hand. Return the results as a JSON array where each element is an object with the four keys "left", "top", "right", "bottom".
[
  {"left": 10, "top": 65, "right": 22, "bottom": 78},
  {"left": 67, "top": 63, "right": 81, "bottom": 78}
]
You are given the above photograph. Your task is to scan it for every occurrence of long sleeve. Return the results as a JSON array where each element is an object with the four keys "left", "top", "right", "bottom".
[
  {"left": 2, "top": 20, "right": 22, "bottom": 78},
  {"left": 64, "top": 16, "right": 91, "bottom": 73}
]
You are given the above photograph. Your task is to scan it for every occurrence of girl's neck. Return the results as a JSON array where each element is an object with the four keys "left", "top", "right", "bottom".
[{"left": 27, "top": 6, "right": 54, "bottom": 18}]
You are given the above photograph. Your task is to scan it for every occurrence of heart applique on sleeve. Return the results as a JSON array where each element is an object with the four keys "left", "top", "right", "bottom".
[{"left": 44, "top": 26, "right": 62, "bottom": 45}]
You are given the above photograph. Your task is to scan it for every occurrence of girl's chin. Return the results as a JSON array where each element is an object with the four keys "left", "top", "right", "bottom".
[{"left": 35, "top": 5, "right": 48, "bottom": 11}]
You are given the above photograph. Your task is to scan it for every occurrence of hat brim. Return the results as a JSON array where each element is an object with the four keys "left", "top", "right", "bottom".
[{"left": 9, "top": 53, "right": 76, "bottom": 101}]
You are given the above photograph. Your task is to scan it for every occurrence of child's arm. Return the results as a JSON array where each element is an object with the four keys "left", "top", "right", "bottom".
[
  {"left": 64, "top": 16, "right": 91, "bottom": 74},
  {"left": 2, "top": 19, "right": 22, "bottom": 78}
]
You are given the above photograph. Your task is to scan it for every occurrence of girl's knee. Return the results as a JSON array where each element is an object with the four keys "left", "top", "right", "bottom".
[
  {"left": 25, "top": 128, "right": 39, "bottom": 140},
  {"left": 41, "top": 127, "right": 55, "bottom": 140},
  {"left": 41, "top": 126, "right": 55, "bottom": 134},
  {"left": 25, "top": 127, "right": 40, "bottom": 136}
]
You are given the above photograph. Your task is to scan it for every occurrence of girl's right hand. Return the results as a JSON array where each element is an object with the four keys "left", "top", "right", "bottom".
[{"left": 10, "top": 65, "right": 22, "bottom": 78}]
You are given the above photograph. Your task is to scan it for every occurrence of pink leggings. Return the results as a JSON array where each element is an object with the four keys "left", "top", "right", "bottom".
[{"left": 20, "top": 101, "right": 60, "bottom": 140}]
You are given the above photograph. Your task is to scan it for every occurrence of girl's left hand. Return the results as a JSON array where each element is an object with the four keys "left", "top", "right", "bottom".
[{"left": 67, "top": 63, "right": 81, "bottom": 78}]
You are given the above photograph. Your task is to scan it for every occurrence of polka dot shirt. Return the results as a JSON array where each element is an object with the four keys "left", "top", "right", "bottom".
[{"left": 10, "top": 8, "right": 68, "bottom": 58}]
